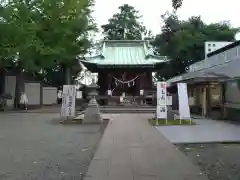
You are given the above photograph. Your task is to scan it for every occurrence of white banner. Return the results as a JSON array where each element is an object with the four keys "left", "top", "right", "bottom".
[
  {"left": 167, "top": 96, "right": 172, "bottom": 106},
  {"left": 156, "top": 82, "right": 167, "bottom": 119},
  {"left": 61, "top": 87, "right": 67, "bottom": 117},
  {"left": 157, "top": 82, "right": 166, "bottom": 103},
  {"left": 177, "top": 83, "right": 191, "bottom": 120},
  {"left": 61, "top": 85, "right": 76, "bottom": 118},
  {"left": 156, "top": 105, "right": 167, "bottom": 119}
]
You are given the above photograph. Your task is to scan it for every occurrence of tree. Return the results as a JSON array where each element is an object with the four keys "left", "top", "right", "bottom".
[
  {"left": 0, "top": 0, "right": 47, "bottom": 107},
  {"left": 172, "top": 0, "right": 183, "bottom": 11},
  {"left": 33, "top": 0, "right": 97, "bottom": 84},
  {"left": 0, "top": 0, "right": 42, "bottom": 71},
  {"left": 1, "top": 0, "right": 97, "bottom": 107},
  {"left": 152, "top": 15, "right": 239, "bottom": 80},
  {"left": 101, "top": 4, "right": 146, "bottom": 40},
  {"left": 34, "top": 62, "right": 81, "bottom": 88}
]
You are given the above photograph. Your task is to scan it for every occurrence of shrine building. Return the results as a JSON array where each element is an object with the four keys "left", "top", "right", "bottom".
[{"left": 81, "top": 40, "right": 168, "bottom": 105}]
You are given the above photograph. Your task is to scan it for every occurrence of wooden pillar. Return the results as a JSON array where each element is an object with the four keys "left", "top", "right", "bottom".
[
  {"left": 202, "top": 86, "right": 207, "bottom": 117},
  {"left": 222, "top": 83, "right": 227, "bottom": 119},
  {"left": 140, "top": 72, "right": 146, "bottom": 104},
  {"left": 149, "top": 72, "right": 153, "bottom": 89},
  {"left": 140, "top": 72, "right": 146, "bottom": 89},
  {"left": 139, "top": 74, "right": 142, "bottom": 90},
  {"left": 108, "top": 74, "right": 112, "bottom": 90}
]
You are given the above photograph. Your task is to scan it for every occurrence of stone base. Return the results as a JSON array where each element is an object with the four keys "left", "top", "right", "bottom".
[{"left": 83, "top": 98, "right": 102, "bottom": 124}]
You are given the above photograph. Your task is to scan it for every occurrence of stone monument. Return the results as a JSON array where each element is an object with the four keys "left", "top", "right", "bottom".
[{"left": 83, "top": 78, "right": 102, "bottom": 124}]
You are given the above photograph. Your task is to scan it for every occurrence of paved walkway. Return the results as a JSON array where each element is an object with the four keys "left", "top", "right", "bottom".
[
  {"left": 84, "top": 114, "right": 208, "bottom": 180},
  {"left": 157, "top": 118, "right": 240, "bottom": 144},
  {"left": 3, "top": 106, "right": 61, "bottom": 113}
]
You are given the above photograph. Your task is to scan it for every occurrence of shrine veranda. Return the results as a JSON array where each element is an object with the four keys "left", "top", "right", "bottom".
[{"left": 81, "top": 40, "right": 168, "bottom": 105}]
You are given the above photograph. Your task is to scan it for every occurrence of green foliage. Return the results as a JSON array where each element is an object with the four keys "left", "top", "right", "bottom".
[
  {"left": 101, "top": 4, "right": 146, "bottom": 40},
  {"left": 149, "top": 119, "right": 196, "bottom": 126},
  {"left": 172, "top": 0, "right": 183, "bottom": 11},
  {"left": 34, "top": 63, "right": 81, "bottom": 88},
  {"left": 0, "top": 0, "right": 41, "bottom": 70},
  {"left": 35, "top": 0, "right": 97, "bottom": 67},
  {"left": 152, "top": 14, "right": 239, "bottom": 80},
  {"left": 0, "top": 0, "right": 97, "bottom": 86}
]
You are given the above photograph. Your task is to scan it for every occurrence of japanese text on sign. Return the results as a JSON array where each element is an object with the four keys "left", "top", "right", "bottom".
[
  {"left": 156, "top": 82, "right": 167, "bottom": 119},
  {"left": 61, "top": 85, "right": 76, "bottom": 118}
]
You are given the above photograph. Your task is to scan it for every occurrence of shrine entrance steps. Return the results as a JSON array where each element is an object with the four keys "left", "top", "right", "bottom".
[{"left": 100, "top": 105, "right": 156, "bottom": 114}]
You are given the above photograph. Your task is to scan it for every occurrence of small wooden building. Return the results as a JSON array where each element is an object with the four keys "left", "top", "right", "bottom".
[
  {"left": 81, "top": 40, "right": 168, "bottom": 105},
  {"left": 167, "top": 41, "right": 240, "bottom": 121}
]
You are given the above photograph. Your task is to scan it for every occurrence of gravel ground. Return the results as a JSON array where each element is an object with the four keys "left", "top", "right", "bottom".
[
  {"left": 177, "top": 143, "right": 240, "bottom": 180},
  {"left": 0, "top": 113, "right": 106, "bottom": 180}
]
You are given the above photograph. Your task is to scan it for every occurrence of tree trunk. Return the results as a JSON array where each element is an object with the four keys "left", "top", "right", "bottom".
[
  {"left": 14, "top": 68, "right": 24, "bottom": 108},
  {"left": 0, "top": 69, "right": 4, "bottom": 94},
  {"left": 65, "top": 66, "right": 71, "bottom": 85}
]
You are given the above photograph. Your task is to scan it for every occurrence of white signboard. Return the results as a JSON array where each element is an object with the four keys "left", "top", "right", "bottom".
[
  {"left": 107, "top": 90, "right": 112, "bottom": 96},
  {"left": 61, "top": 88, "right": 67, "bottom": 117},
  {"left": 177, "top": 83, "right": 191, "bottom": 120},
  {"left": 140, "top": 89, "right": 144, "bottom": 95},
  {"left": 157, "top": 82, "right": 167, "bottom": 105},
  {"left": 61, "top": 85, "right": 76, "bottom": 118},
  {"left": 167, "top": 96, "right": 172, "bottom": 106},
  {"left": 156, "top": 105, "right": 167, "bottom": 119},
  {"left": 156, "top": 82, "right": 167, "bottom": 119},
  {"left": 76, "top": 91, "right": 82, "bottom": 99},
  {"left": 188, "top": 97, "right": 195, "bottom": 106}
]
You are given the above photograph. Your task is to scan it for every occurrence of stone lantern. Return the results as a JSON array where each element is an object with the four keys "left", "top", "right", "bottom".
[{"left": 83, "top": 78, "right": 102, "bottom": 124}]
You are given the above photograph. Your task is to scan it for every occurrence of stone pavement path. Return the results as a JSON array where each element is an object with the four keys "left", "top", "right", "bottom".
[
  {"left": 0, "top": 112, "right": 103, "bottom": 180},
  {"left": 84, "top": 114, "right": 209, "bottom": 180},
  {"left": 157, "top": 118, "right": 240, "bottom": 143},
  {"left": 2, "top": 105, "right": 61, "bottom": 113}
]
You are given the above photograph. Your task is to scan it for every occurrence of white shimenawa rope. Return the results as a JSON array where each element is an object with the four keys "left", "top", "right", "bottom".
[
  {"left": 113, "top": 76, "right": 139, "bottom": 84},
  {"left": 111, "top": 76, "right": 139, "bottom": 94}
]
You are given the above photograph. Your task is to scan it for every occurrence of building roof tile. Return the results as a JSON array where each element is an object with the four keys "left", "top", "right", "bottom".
[{"left": 81, "top": 40, "right": 168, "bottom": 66}]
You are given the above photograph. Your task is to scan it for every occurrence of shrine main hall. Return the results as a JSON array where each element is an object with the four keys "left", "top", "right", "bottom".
[{"left": 81, "top": 40, "right": 168, "bottom": 105}]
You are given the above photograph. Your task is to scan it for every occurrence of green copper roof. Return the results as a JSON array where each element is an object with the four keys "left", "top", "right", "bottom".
[{"left": 81, "top": 40, "right": 168, "bottom": 66}]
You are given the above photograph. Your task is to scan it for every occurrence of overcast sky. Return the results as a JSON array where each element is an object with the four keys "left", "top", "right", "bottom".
[{"left": 93, "top": 0, "right": 240, "bottom": 37}]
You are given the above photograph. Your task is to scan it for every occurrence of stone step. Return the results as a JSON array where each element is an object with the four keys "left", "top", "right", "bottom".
[
  {"left": 100, "top": 105, "right": 155, "bottom": 109},
  {"left": 100, "top": 108, "right": 156, "bottom": 113}
]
